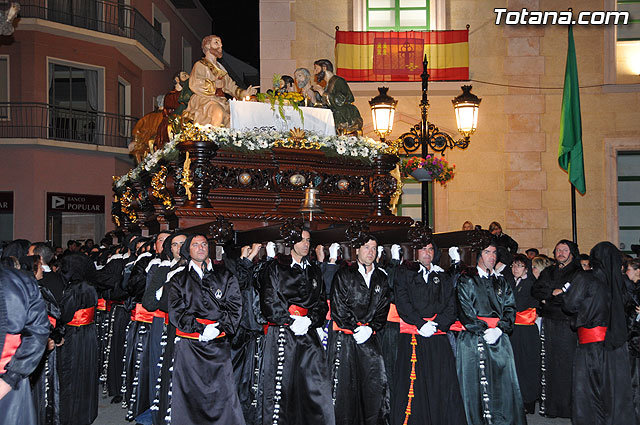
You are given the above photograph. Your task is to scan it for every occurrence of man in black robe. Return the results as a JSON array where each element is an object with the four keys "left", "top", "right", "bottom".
[
  {"left": 257, "top": 220, "right": 334, "bottom": 425},
  {"left": 456, "top": 237, "right": 525, "bottom": 425},
  {"left": 531, "top": 239, "right": 581, "bottom": 418},
  {"left": 0, "top": 266, "right": 50, "bottom": 425},
  {"left": 329, "top": 235, "right": 391, "bottom": 425},
  {"left": 168, "top": 233, "right": 244, "bottom": 425},
  {"left": 562, "top": 241, "right": 636, "bottom": 424},
  {"left": 391, "top": 237, "right": 466, "bottom": 425}
]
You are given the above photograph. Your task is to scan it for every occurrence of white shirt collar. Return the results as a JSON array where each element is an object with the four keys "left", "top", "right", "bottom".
[
  {"left": 418, "top": 263, "right": 444, "bottom": 282},
  {"left": 358, "top": 262, "right": 375, "bottom": 288},
  {"left": 477, "top": 266, "right": 502, "bottom": 278},
  {"left": 291, "top": 257, "right": 309, "bottom": 270},
  {"left": 189, "top": 259, "right": 213, "bottom": 279}
]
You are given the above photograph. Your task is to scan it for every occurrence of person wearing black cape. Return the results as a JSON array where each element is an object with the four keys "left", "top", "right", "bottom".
[
  {"left": 456, "top": 235, "right": 525, "bottom": 425},
  {"left": 562, "top": 241, "right": 636, "bottom": 424},
  {"left": 504, "top": 253, "right": 541, "bottom": 414},
  {"left": 531, "top": 239, "right": 581, "bottom": 418},
  {"left": 329, "top": 234, "right": 391, "bottom": 425},
  {"left": 625, "top": 257, "right": 640, "bottom": 423},
  {"left": 168, "top": 233, "right": 245, "bottom": 424},
  {"left": 57, "top": 253, "right": 99, "bottom": 425},
  {"left": 390, "top": 232, "right": 467, "bottom": 425},
  {"left": 0, "top": 266, "right": 50, "bottom": 425},
  {"left": 257, "top": 219, "right": 334, "bottom": 425}
]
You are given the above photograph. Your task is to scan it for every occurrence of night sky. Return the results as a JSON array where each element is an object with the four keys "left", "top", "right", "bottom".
[{"left": 205, "top": 0, "right": 260, "bottom": 70}]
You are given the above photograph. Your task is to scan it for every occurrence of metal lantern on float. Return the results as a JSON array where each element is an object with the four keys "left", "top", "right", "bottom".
[
  {"left": 369, "top": 87, "right": 397, "bottom": 143},
  {"left": 452, "top": 85, "right": 481, "bottom": 139}
]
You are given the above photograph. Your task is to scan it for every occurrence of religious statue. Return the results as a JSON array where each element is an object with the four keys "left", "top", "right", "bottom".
[
  {"left": 129, "top": 103, "right": 163, "bottom": 163},
  {"left": 155, "top": 71, "right": 191, "bottom": 148},
  {"left": 0, "top": 2, "right": 19, "bottom": 36},
  {"left": 294, "top": 68, "right": 322, "bottom": 106},
  {"left": 184, "top": 35, "right": 257, "bottom": 127},
  {"left": 311, "top": 59, "right": 363, "bottom": 135},
  {"left": 275, "top": 75, "right": 295, "bottom": 95}
]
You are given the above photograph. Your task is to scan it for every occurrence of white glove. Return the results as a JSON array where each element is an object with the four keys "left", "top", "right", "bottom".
[
  {"left": 377, "top": 246, "right": 384, "bottom": 259},
  {"left": 418, "top": 321, "right": 438, "bottom": 338},
  {"left": 199, "top": 323, "right": 220, "bottom": 342},
  {"left": 562, "top": 282, "right": 571, "bottom": 293},
  {"left": 266, "top": 242, "right": 276, "bottom": 258},
  {"left": 391, "top": 244, "right": 402, "bottom": 261},
  {"left": 316, "top": 326, "right": 328, "bottom": 342},
  {"left": 449, "top": 246, "right": 461, "bottom": 263},
  {"left": 329, "top": 243, "right": 340, "bottom": 260},
  {"left": 483, "top": 327, "right": 503, "bottom": 345},
  {"left": 289, "top": 315, "right": 312, "bottom": 336},
  {"left": 353, "top": 325, "right": 373, "bottom": 344},
  {"left": 155, "top": 286, "right": 163, "bottom": 301}
]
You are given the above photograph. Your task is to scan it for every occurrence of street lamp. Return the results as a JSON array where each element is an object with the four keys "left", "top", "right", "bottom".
[
  {"left": 369, "top": 55, "right": 481, "bottom": 224},
  {"left": 369, "top": 87, "right": 397, "bottom": 143}
]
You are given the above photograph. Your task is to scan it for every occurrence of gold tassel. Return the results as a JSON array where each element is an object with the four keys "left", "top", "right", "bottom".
[{"left": 403, "top": 334, "right": 418, "bottom": 425}]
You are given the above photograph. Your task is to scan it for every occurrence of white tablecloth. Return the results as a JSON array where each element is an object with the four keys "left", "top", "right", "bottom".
[{"left": 229, "top": 99, "right": 336, "bottom": 136}]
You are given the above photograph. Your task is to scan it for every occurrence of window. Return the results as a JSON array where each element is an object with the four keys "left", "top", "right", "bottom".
[
  {"left": 367, "top": 0, "right": 430, "bottom": 30},
  {"left": 0, "top": 56, "right": 8, "bottom": 119},
  {"left": 182, "top": 38, "right": 192, "bottom": 73},
  {"left": 118, "top": 78, "right": 131, "bottom": 136},
  {"left": 618, "top": 1, "right": 640, "bottom": 41},
  {"left": 153, "top": 4, "right": 170, "bottom": 63},
  {"left": 617, "top": 151, "right": 640, "bottom": 254},
  {"left": 48, "top": 61, "right": 103, "bottom": 143}
]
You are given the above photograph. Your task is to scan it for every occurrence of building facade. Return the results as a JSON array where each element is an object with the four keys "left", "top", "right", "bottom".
[
  {"left": 0, "top": 0, "right": 212, "bottom": 245},
  {"left": 260, "top": 0, "right": 640, "bottom": 254}
]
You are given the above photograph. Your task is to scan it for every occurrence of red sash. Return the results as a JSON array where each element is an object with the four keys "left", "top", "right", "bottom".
[
  {"left": 0, "top": 334, "right": 21, "bottom": 374},
  {"left": 578, "top": 326, "right": 607, "bottom": 344},
  {"left": 153, "top": 310, "right": 169, "bottom": 325},
  {"left": 288, "top": 304, "right": 308, "bottom": 317},
  {"left": 399, "top": 314, "right": 446, "bottom": 336},
  {"left": 131, "top": 303, "right": 154, "bottom": 323},
  {"left": 386, "top": 303, "right": 401, "bottom": 323},
  {"left": 97, "top": 298, "right": 107, "bottom": 311},
  {"left": 448, "top": 316, "right": 499, "bottom": 332},
  {"left": 48, "top": 316, "right": 57, "bottom": 328},
  {"left": 176, "top": 318, "right": 226, "bottom": 340},
  {"left": 68, "top": 307, "right": 95, "bottom": 326},
  {"left": 515, "top": 308, "right": 537, "bottom": 325}
]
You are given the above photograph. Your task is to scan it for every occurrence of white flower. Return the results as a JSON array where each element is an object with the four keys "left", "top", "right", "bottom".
[
  {"left": 258, "top": 140, "right": 269, "bottom": 149},
  {"left": 233, "top": 139, "right": 242, "bottom": 147},
  {"left": 349, "top": 148, "right": 358, "bottom": 156},
  {"left": 336, "top": 146, "right": 346, "bottom": 155},
  {"left": 360, "top": 147, "right": 369, "bottom": 157}
]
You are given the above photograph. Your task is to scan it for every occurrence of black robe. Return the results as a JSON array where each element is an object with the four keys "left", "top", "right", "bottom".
[
  {"left": 257, "top": 254, "right": 334, "bottom": 425},
  {"left": 57, "top": 281, "right": 99, "bottom": 425},
  {"left": 505, "top": 270, "right": 541, "bottom": 408},
  {"left": 391, "top": 262, "right": 466, "bottom": 425},
  {"left": 329, "top": 262, "right": 391, "bottom": 425},
  {"left": 625, "top": 276, "right": 640, "bottom": 424},
  {"left": 169, "top": 261, "right": 245, "bottom": 425},
  {"left": 456, "top": 267, "right": 525, "bottom": 425},
  {"left": 31, "top": 286, "right": 62, "bottom": 425},
  {"left": 531, "top": 261, "right": 581, "bottom": 418},
  {"left": 0, "top": 267, "right": 50, "bottom": 425},
  {"left": 563, "top": 270, "right": 636, "bottom": 425}
]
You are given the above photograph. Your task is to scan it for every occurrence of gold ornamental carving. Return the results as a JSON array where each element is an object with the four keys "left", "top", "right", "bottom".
[
  {"left": 272, "top": 128, "right": 321, "bottom": 150},
  {"left": 181, "top": 152, "right": 194, "bottom": 200},
  {"left": 151, "top": 166, "right": 175, "bottom": 210},
  {"left": 120, "top": 188, "right": 137, "bottom": 223}
]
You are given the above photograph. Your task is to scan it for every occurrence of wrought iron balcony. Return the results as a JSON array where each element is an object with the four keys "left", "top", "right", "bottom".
[
  {"left": 0, "top": 102, "right": 137, "bottom": 148},
  {"left": 17, "top": 0, "right": 166, "bottom": 65}
]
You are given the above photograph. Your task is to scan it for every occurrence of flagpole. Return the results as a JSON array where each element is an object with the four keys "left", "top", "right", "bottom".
[{"left": 571, "top": 184, "right": 577, "bottom": 243}]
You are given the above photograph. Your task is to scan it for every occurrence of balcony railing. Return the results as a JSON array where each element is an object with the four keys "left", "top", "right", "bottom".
[
  {"left": 17, "top": 0, "right": 166, "bottom": 61},
  {"left": 0, "top": 102, "right": 137, "bottom": 148}
]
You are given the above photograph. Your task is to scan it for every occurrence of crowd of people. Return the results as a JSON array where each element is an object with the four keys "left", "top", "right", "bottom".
[{"left": 1, "top": 220, "right": 640, "bottom": 425}]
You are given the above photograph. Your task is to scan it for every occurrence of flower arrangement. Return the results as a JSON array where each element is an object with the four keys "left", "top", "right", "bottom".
[
  {"left": 255, "top": 74, "right": 306, "bottom": 122},
  {"left": 401, "top": 155, "right": 456, "bottom": 185},
  {"left": 113, "top": 124, "right": 392, "bottom": 189}
]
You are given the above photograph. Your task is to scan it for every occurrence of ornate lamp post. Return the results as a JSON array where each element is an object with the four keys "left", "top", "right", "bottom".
[
  {"left": 369, "top": 87, "right": 397, "bottom": 143},
  {"left": 370, "top": 55, "right": 481, "bottom": 224}
]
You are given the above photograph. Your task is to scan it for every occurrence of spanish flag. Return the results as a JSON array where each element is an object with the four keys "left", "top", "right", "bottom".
[{"left": 335, "top": 29, "right": 469, "bottom": 82}]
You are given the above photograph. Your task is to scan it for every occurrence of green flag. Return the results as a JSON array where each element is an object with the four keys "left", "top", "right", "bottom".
[{"left": 558, "top": 26, "right": 586, "bottom": 194}]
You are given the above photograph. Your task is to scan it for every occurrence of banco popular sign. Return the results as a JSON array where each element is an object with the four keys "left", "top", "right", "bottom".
[{"left": 47, "top": 193, "right": 105, "bottom": 214}]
